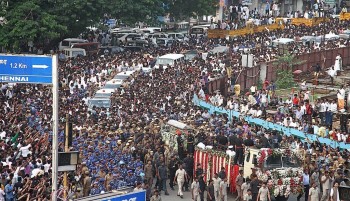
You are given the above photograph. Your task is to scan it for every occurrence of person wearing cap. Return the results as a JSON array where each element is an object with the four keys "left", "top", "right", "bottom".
[
  {"left": 83, "top": 171, "right": 91, "bottom": 197},
  {"left": 98, "top": 178, "right": 106, "bottom": 192},
  {"left": 125, "top": 170, "right": 137, "bottom": 187},
  {"left": 144, "top": 160, "right": 154, "bottom": 188},
  {"left": 108, "top": 174, "right": 120, "bottom": 191}
]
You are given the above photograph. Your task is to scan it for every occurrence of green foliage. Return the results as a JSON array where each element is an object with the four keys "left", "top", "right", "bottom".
[
  {"left": 109, "top": 0, "right": 165, "bottom": 25},
  {"left": 275, "top": 69, "right": 295, "bottom": 89},
  {"left": 166, "top": 0, "right": 217, "bottom": 21},
  {"left": 256, "top": 78, "right": 263, "bottom": 90},
  {"left": 272, "top": 53, "right": 304, "bottom": 89},
  {"left": 0, "top": 0, "right": 165, "bottom": 51},
  {"left": 272, "top": 53, "right": 306, "bottom": 70}
]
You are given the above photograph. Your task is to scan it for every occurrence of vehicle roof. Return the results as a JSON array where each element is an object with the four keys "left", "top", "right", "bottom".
[
  {"left": 63, "top": 48, "right": 86, "bottom": 51},
  {"left": 106, "top": 79, "right": 123, "bottom": 84},
  {"left": 272, "top": 38, "right": 294, "bottom": 44},
  {"left": 116, "top": 70, "right": 136, "bottom": 76},
  {"left": 72, "top": 42, "right": 99, "bottom": 45},
  {"left": 192, "top": 25, "right": 209, "bottom": 28},
  {"left": 89, "top": 97, "right": 111, "bottom": 101},
  {"left": 159, "top": 54, "right": 184, "bottom": 59},
  {"left": 96, "top": 89, "right": 115, "bottom": 93},
  {"left": 63, "top": 38, "right": 87, "bottom": 41},
  {"left": 140, "top": 27, "right": 161, "bottom": 30}
]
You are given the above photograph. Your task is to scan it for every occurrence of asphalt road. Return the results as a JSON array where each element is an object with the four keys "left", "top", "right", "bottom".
[{"left": 156, "top": 183, "right": 303, "bottom": 201}]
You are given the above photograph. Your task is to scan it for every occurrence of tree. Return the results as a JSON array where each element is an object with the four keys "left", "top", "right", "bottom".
[
  {"left": 0, "top": 0, "right": 106, "bottom": 51},
  {"left": 108, "top": 0, "right": 165, "bottom": 25},
  {"left": 166, "top": 0, "right": 217, "bottom": 21},
  {"left": 272, "top": 53, "right": 306, "bottom": 89}
]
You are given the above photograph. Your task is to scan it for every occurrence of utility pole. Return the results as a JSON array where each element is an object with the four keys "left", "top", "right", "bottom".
[{"left": 64, "top": 113, "right": 69, "bottom": 200}]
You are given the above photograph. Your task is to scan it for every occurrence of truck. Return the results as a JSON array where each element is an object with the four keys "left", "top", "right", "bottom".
[{"left": 244, "top": 148, "right": 304, "bottom": 201}]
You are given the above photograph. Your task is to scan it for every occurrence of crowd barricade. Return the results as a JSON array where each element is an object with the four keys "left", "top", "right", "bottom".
[
  {"left": 193, "top": 94, "right": 350, "bottom": 149},
  {"left": 193, "top": 148, "right": 239, "bottom": 193},
  {"left": 208, "top": 23, "right": 284, "bottom": 38},
  {"left": 340, "top": 12, "right": 350, "bottom": 21}
]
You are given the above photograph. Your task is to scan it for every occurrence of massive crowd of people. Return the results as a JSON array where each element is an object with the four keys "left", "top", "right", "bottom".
[{"left": 1, "top": 13, "right": 350, "bottom": 201}]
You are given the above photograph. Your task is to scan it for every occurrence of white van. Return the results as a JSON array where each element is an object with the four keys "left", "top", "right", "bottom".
[
  {"left": 155, "top": 54, "right": 185, "bottom": 69},
  {"left": 190, "top": 26, "right": 209, "bottom": 36},
  {"left": 63, "top": 48, "right": 86, "bottom": 59},
  {"left": 113, "top": 70, "right": 136, "bottom": 80},
  {"left": 59, "top": 38, "right": 88, "bottom": 51},
  {"left": 94, "top": 88, "right": 115, "bottom": 98}
]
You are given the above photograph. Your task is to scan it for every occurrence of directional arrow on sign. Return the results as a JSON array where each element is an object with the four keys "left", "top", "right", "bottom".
[{"left": 32, "top": 65, "right": 49, "bottom": 69}]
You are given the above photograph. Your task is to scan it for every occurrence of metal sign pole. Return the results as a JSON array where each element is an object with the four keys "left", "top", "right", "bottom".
[
  {"left": 52, "top": 55, "right": 59, "bottom": 201},
  {"left": 64, "top": 114, "right": 69, "bottom": 200}
]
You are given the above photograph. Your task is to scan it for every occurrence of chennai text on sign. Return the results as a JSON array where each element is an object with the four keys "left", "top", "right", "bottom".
[{"left": 0, "top": 60, "right": 7, "bottom": 65}]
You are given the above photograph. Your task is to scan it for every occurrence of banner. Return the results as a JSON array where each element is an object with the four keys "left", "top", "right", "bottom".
[
  {"left": 193, "top": 94, "right": 350, "bottom": 150},
  {"left": 101, "top": 191, "right": 146, "bottom": 201}
]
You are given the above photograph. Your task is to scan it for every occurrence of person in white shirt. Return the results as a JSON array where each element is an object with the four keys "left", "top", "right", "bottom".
[
  {"left": 174, "top": 164, "right": 188, "bottom": 198},
  {"left": 19, "top": 144, "right": 32, "bottom": 157},
  {"left": 248, "top": 107, "right": 257, "bottom": 117},
  {"left": 220, "top": 177, "right": 228, "bottom": 201},
  {"left": 328, "top": 66, "right": 336, "bottom": 85},
  {"left": 227, "top": 99, "right": 233, "bottom": 110},
  {"left": 191, "top": 177, "right": 200, "bottom": 201},
  {"left": 212, "top": 173, "right": 221, "bottom": 201},
  {"left": 260, "top": 90, "right": 268, "bottom": 108}
]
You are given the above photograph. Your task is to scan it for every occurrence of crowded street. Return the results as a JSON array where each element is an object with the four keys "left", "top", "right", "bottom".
[{"left": 2, "top": 1, "right": 350, "bottom": 201}]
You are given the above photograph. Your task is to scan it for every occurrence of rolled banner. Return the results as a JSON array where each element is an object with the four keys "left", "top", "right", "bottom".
[
  {"left": 203, "top": 152, "right": 208, "bottom": 182},
  {"left": 207, "top": 154, "right": 211, "bottom": 182},
  {"left": 227, "top": 156, "right": 232, "bottom": 186},
  {"left": 194, "top": 150, "right": 198, "bottom": 176},
  {"left": 211, "top": 154, "right": 214, "bottom": 177},
  {"left": 213, "top": 154, "right": 217, "bottom": 175},
  {"left": 218, "top": 156, "right": 222, "bottom": 173}
]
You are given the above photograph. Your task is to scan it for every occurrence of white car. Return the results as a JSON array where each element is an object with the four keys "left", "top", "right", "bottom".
[
  {"left": 167, "top": 33, "right": 188, "bottom": 42},
  {"left": 113, "top": 33, "right": 143, "bottom": 44},
  {"left": 104, "top": 79, "right": 123, "bottom": 89},
  {"left": 94, "top": 89, "right": 115, "bottom": 98},
  {"left": 88, "top": 98, "right": 112, "bottom": 109},
  {"left": 113, "top": 70, "right": 136, "bottom": 80}
]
